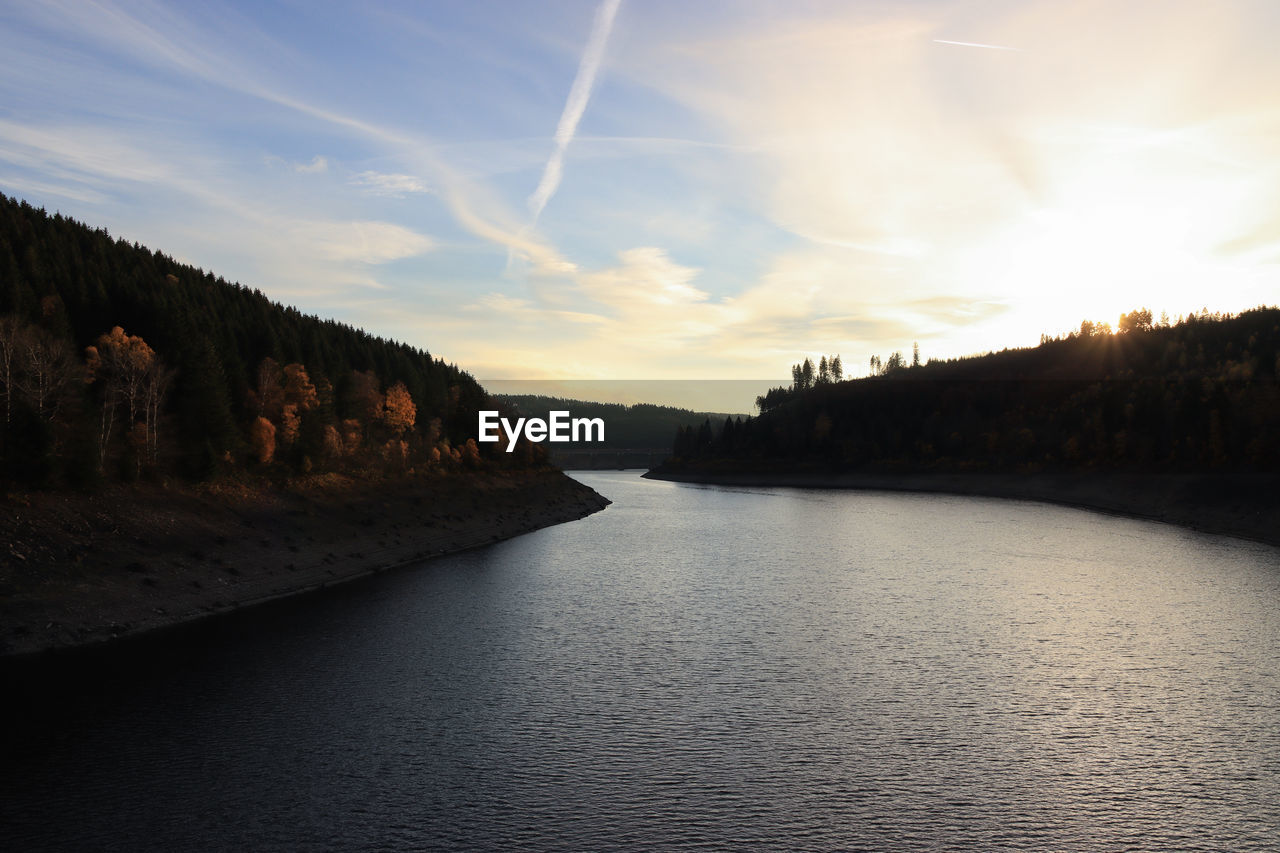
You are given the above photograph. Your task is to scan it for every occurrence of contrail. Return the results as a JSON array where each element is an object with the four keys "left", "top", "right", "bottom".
[
  {"left": 527, "top": 0, "right": 622, "bottom": 225},
  {"left": 933, "top": 38, "right": 1022, "bottom": 52}
]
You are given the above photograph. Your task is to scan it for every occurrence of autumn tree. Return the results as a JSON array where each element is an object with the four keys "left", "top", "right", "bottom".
[
  {"left": 85, "top": 326, "right": 168, "bottom": 472},
  {"left": 282, "top": 363, "right": 318, "bottom": 412},
  {"left": 340, "top": 418, "right": 362, "bottom": 455},
  {"left": 322, "top": 424, "right": 343, "bottom": 459},
  {"left": 460, "top": 437, "right": 481, "bottom": 467},
  {"left": 279, "top": 403, "right": 301, "bottom": 447},
  {"left": 249, "top": 416, "right": 276, "bottom": 465},
  {"left": 381, "top": 381, "right": 416, "bottom": 436}
]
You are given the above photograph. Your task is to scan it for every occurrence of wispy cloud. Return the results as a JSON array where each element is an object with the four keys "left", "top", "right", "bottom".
[
  {"left": 7, "top": 0, "right": 573, "bottom": 277},
  {"left": 0, "top": 175, "right": 108, "bottom": 205},
  {"left": 932, "top": 39, "right": 1022, "bottom": 52},
  {"left": 526, "top": 0, "right": 622, "bottom": 225},
  {"left": 291, "top": 220, "right": 433, "bottom": 264},
  {"left": 350, "top": 171, "right": 430, "bottom": 197},
  {"left": 8, "top": 0, "right": 1279, "bottom": 385}
]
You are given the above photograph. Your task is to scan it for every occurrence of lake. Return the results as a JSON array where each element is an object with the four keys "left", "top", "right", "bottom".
[{"left": 3, "top": 471, "right": 1279, "bottom": 850}]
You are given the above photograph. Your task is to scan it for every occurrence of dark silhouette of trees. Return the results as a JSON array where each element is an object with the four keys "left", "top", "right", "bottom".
[
  {"left": 1119, "top": 308, "right": 1154, "bottom": 334},
  {"left": 0, "top": 192, "right": 531, "bottom": 487},
  {"left": 667, "top": 307, "right": 1280, "bottom": 475}
]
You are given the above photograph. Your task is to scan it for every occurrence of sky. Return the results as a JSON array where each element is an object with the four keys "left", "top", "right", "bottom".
[{"left": 3, "top": 0, "right": 1279, "bottom": 398}]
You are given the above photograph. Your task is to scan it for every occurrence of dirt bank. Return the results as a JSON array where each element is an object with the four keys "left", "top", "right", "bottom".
[
  {"left": 1, "top": 470, "right": 609, "bottom": 657},
  {"left": 645, "top": 468, "right": 1280, "bottom": 547}
]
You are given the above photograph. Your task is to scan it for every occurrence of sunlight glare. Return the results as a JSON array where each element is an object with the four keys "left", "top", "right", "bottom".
[{"left": 959, "top": 136, "right": 1269, "bottom": 342}]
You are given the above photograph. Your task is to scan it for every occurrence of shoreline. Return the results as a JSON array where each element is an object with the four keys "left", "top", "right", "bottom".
[
  {"left": 1, "top": 470, "right": 609, "bottom": 658},
  {"left": 644, "top": 468, "right": 1280, "bottom": 548}
]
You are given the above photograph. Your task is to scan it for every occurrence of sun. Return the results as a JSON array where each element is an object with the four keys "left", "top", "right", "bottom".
[{"left": 959, "top": 137, "right": 1273, "bottom": 344}]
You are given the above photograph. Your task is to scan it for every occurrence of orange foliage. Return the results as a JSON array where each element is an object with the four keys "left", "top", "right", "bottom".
[
  {"left": 86, "top": 326, "right": 165, "bottom": 469},
  {"left": 460, "top": 438, "right": 482, "bottom": 467},
  {"left": 92, "top": 326, "right": 155, "bottom": 378},
  {"left": 383, "top": 438, "right": 409, "bottom": 470},
  {"left": 381, "top": 381, "right": 416, "bottom": 435},
  {"left": 249, "top": 416, "right": 276, "bottom": 464},
  {"left": 323, "top": 424, "right": 343, "bottom": 459},
  {"left": 282, "top": 363, "right": 318, "bottom": 411},
  {"left": 340, "top": 418, "right": 362, "bottom": 455},
  {"left": 279, "top": 402, "right": 301, "bottom": 446}
]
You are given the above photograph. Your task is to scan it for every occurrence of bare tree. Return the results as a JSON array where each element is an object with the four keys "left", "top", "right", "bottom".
[
  {"left": 16, "top": 326, "right": 77, "bottom": 421},
  {"left": 0, "top": 315, "right": 20, "bottom": 425},
  {"left": 0, "top": 315, "right": 78, "bottom": 423}
]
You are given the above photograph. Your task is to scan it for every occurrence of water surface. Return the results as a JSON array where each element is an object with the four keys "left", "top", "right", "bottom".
[{"left": 4, "top": 471, "right": 1279, "bottom": 850}]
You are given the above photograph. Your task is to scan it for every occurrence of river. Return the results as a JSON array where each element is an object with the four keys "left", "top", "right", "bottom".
[{"left": 3, "top": 471, "right": 1279, "bottom": 850}]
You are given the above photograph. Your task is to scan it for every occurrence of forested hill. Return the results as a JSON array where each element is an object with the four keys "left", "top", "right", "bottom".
[
  {"left": 662, "top": 308, "right": 1280, "bottom": 475},
  {"left": 0, "top": 193, "right": 514, "bottom": 486}
]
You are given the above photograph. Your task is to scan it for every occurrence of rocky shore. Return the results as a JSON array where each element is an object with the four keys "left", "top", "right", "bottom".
[
  {"left": 1, "top": 470, "right": 609, "bottom": 657},
  {"left": 646, "top": 468, "right": 1280, "bottom": 547}
]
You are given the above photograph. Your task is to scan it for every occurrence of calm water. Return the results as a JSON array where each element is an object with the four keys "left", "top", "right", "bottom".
[{"left": 3, "top": 471, "right": 1280, "bottom": 851}]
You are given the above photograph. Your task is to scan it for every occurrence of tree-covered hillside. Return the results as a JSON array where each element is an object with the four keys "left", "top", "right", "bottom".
[
  {"left": 665, "top": 308, "right": 1280, "bottom": 474},
  {"left": 0, "top": 193, "right": 521, "bottom": 486}
]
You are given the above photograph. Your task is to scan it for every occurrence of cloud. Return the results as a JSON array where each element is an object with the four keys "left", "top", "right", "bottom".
[
  {"left": 350, "top": 171, "right": 430, "bottom": 197},
  {"left": 604, "top": 0, "right": 1280, "bottom": 351},
  {"left": 526, "top": 0, "right": 622, "bottom": 224},
  {"left": 9, "top": 0, "right": 572, "bottom": 277},
  {"left": 293, "top": 155, "right": 328, "bottom": 173},
  {"left": 0, "top": 119, "right": 177, "bottom": 186},
  {"left": 450, "top": 244, "right": 951, "bottom": 378},
  {"left": 291, "top": 220, "right": 434, "bottom": 264},
  {"left": 0, "top": 175, "right": 107, "bottom": 205},
  {"left": 578, "top": 247, "right": 707, "bottom": 312}
]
